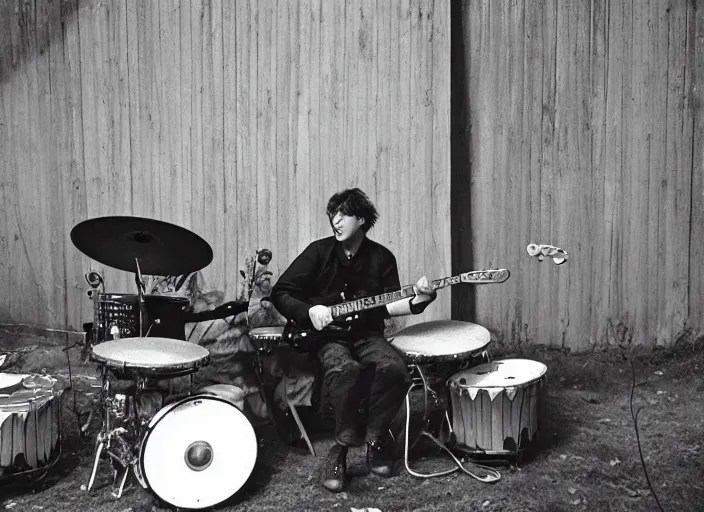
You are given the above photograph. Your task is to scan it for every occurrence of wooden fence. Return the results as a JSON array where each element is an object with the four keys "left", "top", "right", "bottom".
[
  {"left": 0, "top": 0, "right": 451, "bottom": 332},
  {"left": 452, "top": 0, "right": 704, "bottom": 349},
  {"left": 3, "top": 0, "right": 703, "bottom": 351}
]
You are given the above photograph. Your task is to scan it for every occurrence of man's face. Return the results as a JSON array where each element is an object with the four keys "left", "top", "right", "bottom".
[{"left": 330, "top": 211, "right": 366, "bottom": 241}]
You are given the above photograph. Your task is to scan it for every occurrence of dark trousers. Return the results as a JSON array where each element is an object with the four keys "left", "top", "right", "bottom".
[{"left": 317, "top": 334, "right": 412, "bottom": 447}]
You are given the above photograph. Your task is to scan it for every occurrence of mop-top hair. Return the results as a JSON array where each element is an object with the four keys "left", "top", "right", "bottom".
[{"left": 326, "top": 188, "right": 379, "bottom": 232}]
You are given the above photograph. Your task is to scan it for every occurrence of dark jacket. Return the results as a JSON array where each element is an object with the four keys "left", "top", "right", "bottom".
[{"left": 271, "top": 236, "right": 401, "bottom": 333}]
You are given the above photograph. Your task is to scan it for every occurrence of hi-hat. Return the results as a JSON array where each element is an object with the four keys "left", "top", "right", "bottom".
[{"left": 71, "top": 216, "right": 213, "bottom": 276}]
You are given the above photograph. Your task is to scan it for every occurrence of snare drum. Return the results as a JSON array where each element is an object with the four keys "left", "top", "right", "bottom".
[
  {"left": 0, "top": 374, "right": 63, "bottom": 479},
  {"left": 94, "top": 293, "right": 188, "bottom": 342},
  {"left": 248, "top": 325, "right": 285, "bottom": 353},
  {"left": 390, "top": 320, "right": 492, "bottom": 388},
  {"left": 448, "top": 359, "right": 547, "bottom": 455},
  {"left": 91, "top": 337, "right": 210, "bottom": 378},
  {"left": 139, "top": 393, "right": 257, "bottom": 509}
]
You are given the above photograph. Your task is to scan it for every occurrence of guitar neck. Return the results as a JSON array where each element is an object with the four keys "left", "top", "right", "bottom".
[{"left": 328, "top": 268, "right": 509, "bottom": 320}]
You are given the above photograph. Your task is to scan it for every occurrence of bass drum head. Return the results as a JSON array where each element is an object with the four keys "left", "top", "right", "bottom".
[{"left": 140, "top": 395, "right": 257, "bottom": 509}]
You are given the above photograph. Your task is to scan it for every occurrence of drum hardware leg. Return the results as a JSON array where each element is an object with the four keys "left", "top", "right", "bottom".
[
  {"left": 286, "top": 398, "right": 316, "bottom": 457},
  {"left": 414, "top": 365, "right": 432, "bottom": 429},
  {"left": 87, "top": 441, "right": 104, "bottom": 491},
  {"left": 251, "top": 351, "right": 282, "bottom": 435},
  {"left": 111, "top": 466, "right": 130, "bottom": 499}
]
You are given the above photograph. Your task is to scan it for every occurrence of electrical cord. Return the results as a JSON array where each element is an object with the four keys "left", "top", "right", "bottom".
[{"left": 629, "top": 358, "right": 665, "bottom": 512}]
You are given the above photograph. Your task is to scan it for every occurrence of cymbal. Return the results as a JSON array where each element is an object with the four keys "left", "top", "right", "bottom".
[{"left": 71, "top": 216, "right": 213, "bottom": 276}]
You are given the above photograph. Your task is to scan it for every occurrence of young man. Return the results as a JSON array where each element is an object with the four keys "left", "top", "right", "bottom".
[{"left": 271, "top": 188, "right": 437, "bottom": 492}]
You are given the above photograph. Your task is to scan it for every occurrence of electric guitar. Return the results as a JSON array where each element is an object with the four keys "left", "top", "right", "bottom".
[{"left": 282, "top": 268, "right": 510, "bottom": 352}]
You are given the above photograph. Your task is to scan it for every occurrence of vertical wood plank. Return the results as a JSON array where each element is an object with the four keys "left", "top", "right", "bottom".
[
  {"left": 691, "top": 0, "right": 704, "bottom": 331},
  {"left": 662, "top": 0, "right": 693, "bottom": 344},
  {"left": 222, "top": 0, "right": 239, "bottom": 289}
]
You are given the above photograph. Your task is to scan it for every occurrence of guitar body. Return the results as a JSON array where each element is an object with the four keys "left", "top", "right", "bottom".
[{"left": 281, "top": 268, "right": 510, "bottom": 353}]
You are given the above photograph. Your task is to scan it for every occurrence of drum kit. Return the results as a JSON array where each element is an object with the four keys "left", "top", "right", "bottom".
[
  {"left": 69, "top": 216, "right": 256, "bottom": 509},
  {"left": 1, "top": 214, "right": 557, "bottom": 505}
]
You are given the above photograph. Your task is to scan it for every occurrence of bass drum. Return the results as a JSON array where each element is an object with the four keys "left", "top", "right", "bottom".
[{"left": 138, "top": 394, "right": 257, "bottom": 509}]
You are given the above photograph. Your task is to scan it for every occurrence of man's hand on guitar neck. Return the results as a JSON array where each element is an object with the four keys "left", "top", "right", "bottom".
[
  {"left": 387, "top": 275, "right": 437, "bottom": 317},
  {"left": 413, "top": 276, "right": 437, "bottom": 302}
]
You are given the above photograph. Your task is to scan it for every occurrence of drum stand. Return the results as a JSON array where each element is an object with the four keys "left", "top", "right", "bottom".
[
  {"left": 86, "top": 366, "right": 145, "bottom": 498},
  {"left": 86, "top": 258, "right": 148, "bottom": 498},
  {"left": 86, "top": 365, "right": 197, "bottom": 498},
  {"left": 399, "top": 359, "right": 501, "bottom": 483}
]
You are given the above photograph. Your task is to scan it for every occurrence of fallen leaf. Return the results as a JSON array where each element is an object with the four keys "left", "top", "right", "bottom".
[
  {"left": 654, "top": 370, "right": 664, "bottom": 376},
  {"left": 656, "top": 390, "right": 666, "bottom": 395},
  {"left": 568, "top": 487, "right": 577, "bottom": 494},
  {"left": 482, "top": 501, "right": 490, "bottom": 507},
  {"left": 5, "top": 503, "right": 16, "bottom": 510},
  {"left": 560, "top": 454, "right": 567, "bottom": 460},
  {"left": 570, "top": 499, "right": 581, "bottom": 505},
  {"left": 609, "top": 458, "right": 621, "bottom": 466}
]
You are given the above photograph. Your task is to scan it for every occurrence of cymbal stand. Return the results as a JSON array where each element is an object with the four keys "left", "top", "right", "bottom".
[{"left": 134, "top": 258, "right": 145, "bottom": 336}]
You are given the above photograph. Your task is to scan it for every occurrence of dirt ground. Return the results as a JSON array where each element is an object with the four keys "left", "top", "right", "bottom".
[{"left": 1, "top": 326, "right": 703, "bottom": 512}]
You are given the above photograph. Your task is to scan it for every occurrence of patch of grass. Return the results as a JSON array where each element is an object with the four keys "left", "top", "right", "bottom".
[{"left": 2, "top": 332, "right": 704, "bottom": 511}]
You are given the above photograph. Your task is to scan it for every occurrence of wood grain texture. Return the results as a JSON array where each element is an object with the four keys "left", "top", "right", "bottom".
[
  {"left": 0, "top": 0, "right": 451, "bottom": 333},
  {"left": 457, "top": 0, "right": 702, "bottom": 348}
]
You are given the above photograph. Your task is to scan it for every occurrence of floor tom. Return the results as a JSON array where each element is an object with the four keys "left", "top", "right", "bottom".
[{"left": 448, "top": 358, "right": 547, "bottom": 456}]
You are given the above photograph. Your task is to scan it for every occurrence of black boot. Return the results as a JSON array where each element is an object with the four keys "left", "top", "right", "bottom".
[
  {"left": 321, "top": 444, "right": 348, "bottom": 492},
  {"left": 366, "top": 436, "right": 396, "bottom": 477}
]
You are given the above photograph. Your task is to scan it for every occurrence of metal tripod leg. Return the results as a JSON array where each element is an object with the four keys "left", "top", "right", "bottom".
[
  {"left": 86, "top": 441, "right": 104, "bottom": 491},
  {"left": 111, "top": 466, "right": 130, "bottom": 498}
]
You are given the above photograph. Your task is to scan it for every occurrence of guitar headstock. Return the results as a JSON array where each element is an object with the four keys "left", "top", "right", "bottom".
[
  {"left": 527, "top": 244, "right": 568, "bottom": 265},
  {"left": 459, "top": 269, "right": 510, "bottom": 284}
]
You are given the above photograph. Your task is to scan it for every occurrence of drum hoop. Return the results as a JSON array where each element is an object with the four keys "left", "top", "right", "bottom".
[
  {"left": 143, "top": 295, "right": 189, "bottom": 304},
  {"left": 139, "top": 394, "right": 256, "bottom": 497},
  {"left": 401, "top": 347, "right": 488, "bottom": 365},
  {"left": 91, "top": 353, "right": 210, "bottom": 376},
  {"left": 91, "top": 339, "right": 210, "bottom": 373},
  {"left": 449, "top": 372, "right": 547, "bottom": 391},
  {"left": 99, "top": 299, "right": 133, "bottom": 306},
  {"left": 98, "top": 293, "right": 137, "bottom": 300},
  {"left": 98, "top": 294, "right": 188, "bottom": 304},
  {"left": 248, "top": 334, "right": 283, "bottom": 341}
]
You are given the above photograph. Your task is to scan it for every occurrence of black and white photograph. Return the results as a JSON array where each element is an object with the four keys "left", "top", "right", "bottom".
[{"left": 0, "top": 1, "right": 703, "bottom": 511}]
